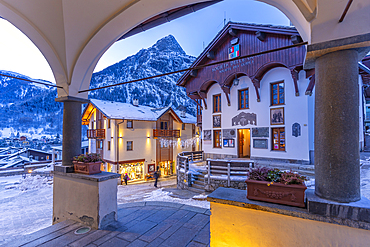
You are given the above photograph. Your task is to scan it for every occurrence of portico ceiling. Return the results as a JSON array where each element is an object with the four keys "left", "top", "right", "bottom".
[{"left": 0, "top": 0, "right": 369, "bottom": 99}]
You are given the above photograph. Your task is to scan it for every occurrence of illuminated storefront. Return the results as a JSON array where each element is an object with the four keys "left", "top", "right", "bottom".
[
  {"left": 119, "top": 161, "right": 144, "bottom": 182},
  {"left": 158, "top": 161, "right": 174, "bottom": 176}
]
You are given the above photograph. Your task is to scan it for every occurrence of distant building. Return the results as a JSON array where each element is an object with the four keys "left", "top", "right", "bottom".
[
  {"left": 178, "top": 22, "right": 369, "bottom": 164},
  {"left": 82, "top": 99, "right": 199, "bottom": 183}
]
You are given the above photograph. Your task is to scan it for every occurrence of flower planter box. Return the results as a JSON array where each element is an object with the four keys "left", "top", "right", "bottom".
[
  {"left": 246, "top": 180, "right": 307, "bottom": 208},
  {"left": 73, "top": 161, "right": 102, "bottom": 175}
]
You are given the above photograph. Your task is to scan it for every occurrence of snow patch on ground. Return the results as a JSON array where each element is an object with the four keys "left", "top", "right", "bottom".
[{"left": 143, "top": 188, "right": 209, "bottom": 209}]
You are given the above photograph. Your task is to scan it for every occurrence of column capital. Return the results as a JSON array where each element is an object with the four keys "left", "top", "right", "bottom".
[
  {"left": 55, "top": 96, "right": 90, "bottom": 103},
  {"left": 304, "top": 32, "right": 370, "bottom": 69}
]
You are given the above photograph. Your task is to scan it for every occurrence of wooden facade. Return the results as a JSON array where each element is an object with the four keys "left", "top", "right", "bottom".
[{"left": 178, "top": 23, "right": 307, "bottom": 106}]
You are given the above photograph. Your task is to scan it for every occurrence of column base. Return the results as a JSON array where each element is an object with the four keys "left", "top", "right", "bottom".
[{"left": 53, "top": 170, "right": 121, "bottom": 229}]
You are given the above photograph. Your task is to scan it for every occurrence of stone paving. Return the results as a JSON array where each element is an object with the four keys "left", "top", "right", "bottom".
[{"left": 4, "top": 201, "right": 211, "bottom": 247}]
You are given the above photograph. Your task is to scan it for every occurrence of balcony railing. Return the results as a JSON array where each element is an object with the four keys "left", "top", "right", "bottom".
[
  {"left": 153, "top": 129, "right": 180, "bottom": 138},
  {"left": 87, "top": 129, "right": 105, "bottom": 139}
]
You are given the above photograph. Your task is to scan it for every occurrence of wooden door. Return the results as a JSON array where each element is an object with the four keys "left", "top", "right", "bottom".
[{"left": 238, "top": 129, "right": 244, "bottom": 158}]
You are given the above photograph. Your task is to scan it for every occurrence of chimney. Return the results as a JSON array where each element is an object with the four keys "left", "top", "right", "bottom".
[{"left": 132, "top": 99, "right": 139, "bottom": 106}]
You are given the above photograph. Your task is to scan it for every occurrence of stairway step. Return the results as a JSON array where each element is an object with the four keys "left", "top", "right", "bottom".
[
  {"left": 191, "top": 183, "right": 205, "bottom": 190},
  {"left": 193, "top": 180, "right": 204, "bottom": 186},
  {"left": 188, "top": 186, "right": 205, "bottom": 194}
]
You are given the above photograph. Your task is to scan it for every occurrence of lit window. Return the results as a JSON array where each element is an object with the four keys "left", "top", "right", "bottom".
[
  {"left": 213, "top": 130, "right": 222, "bottom": 148},
  {"left": 127, "top": 141, "right": 133, "bottom": 151},
  {"left": 97, "top": 140, "right": 103, "bottom": 149},
  {"left": 238, "top": 88, "right": 249, "bottom": 109},
  {"left": 272, "top": 127, "right": 285, "bottom": 151},
  {"left": 127, "top": 120, "right": 133, "bottom": 129},
  {"left": 271, "top": 81, "right": 284, "bottom": 106},
  {"left": 213, "top": 94, "right": 221, "bottom": 113}
]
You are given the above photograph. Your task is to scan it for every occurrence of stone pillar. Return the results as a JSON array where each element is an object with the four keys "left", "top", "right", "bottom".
[
  {"left": 55, "top": 96, "right": 89, "bottom": 171},
  {"left": 314, "top": 49, "right": 360, "bottom": 202}
]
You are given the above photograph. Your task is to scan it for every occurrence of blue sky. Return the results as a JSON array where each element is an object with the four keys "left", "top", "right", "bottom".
[{"left": 0, "top": 0, "right": 289, "bottom": 83}]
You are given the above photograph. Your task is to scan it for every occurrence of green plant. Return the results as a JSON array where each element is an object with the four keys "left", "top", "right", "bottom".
[
  {"left": 247, "top": 166, "right": 307, "bottom": 185},
  {"left": 73, "top": 153, "right": 103, "bottom": 163}
]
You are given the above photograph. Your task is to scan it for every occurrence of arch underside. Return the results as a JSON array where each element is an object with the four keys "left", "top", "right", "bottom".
[{"left": 0, "top": 0, "right": 369, "bottom": 99}]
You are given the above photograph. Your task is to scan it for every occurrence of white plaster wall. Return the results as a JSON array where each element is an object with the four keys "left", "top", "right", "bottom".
[{"left": 202, "top": 67, "right": 310, "bottom": 161}]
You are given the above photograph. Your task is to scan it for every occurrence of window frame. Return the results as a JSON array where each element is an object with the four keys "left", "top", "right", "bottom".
[
  {"left": 238, "top": 88, "right": 249, "bottom": 110},
  {"left": 127, "top": 120, "right": 133, "bottom": 129},
  {"left": 272, "top": 127, "right": 285, "bottom": 151},
  {"left": 182, "top": 123, "right": 185, "bottom": 130},
  {"left": 107, "top": 119, "right": 111, "bottom": 129},
  {"left": 213, "top": 94, "right": 221, "bottom": 113},
  {"left": 271, "top": 81, "right": 285, "bottom": 106},
  {"left": 127, "top": 141, "right": 133, "bottom": 151},
  {"left": 213, "top": 130, "right": 222, "bottom": 148},
  {"left": 107, "top": 141, "right": 111, "bottom": 151}
]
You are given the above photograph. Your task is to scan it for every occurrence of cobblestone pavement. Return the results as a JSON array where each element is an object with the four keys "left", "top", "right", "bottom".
[{"left": 4, "top": 202, "right": 211, "bottom": 247}]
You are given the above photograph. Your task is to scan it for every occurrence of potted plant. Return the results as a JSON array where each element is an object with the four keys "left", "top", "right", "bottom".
[
  {"left": 73, "top": 153, "right": 103, "bottom": 175},
  {"left": 246, "top": 166, "right": 308, "bottom": 208}
]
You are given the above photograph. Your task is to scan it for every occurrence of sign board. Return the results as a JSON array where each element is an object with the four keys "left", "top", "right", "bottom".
[
  {"left": 223, "top": 129, "right": 236, "bottom": 139},
  {"left": 253, "top": 139, "right": 268, "bottom": 149},
  {"left": 203, "top": 130, "right": 212, "bottom": 140},
  {"left": 252, "top": 127, "right": 269, "bottom": 137}
]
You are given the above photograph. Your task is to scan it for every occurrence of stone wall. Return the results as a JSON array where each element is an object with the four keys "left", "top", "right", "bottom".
[
  {"left": 177, "top": 170, "right": 190, "bottom": 190},
  {"left": 205, "top": 177, "right": 246, "bottom": 192}
]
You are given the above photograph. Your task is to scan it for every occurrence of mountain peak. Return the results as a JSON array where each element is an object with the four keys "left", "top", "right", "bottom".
[{"left": 152, "top": 35, "right": 185, "bottom": 54}]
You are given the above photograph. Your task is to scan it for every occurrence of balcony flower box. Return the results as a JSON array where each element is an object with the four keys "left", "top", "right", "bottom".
[
  {"left": 246, "top": 167, "right": 307, "bottom": 208},
  {"left": 73, "top": 153, "right": 102, "bottom": 175}
]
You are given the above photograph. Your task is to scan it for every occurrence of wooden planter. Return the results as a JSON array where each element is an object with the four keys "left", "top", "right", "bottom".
[
  {"left": 246, "top": 180, "right": 307, "bottom": 208},
  {"left": 73, "top": 161, "right": 102, "bottom": 175}
]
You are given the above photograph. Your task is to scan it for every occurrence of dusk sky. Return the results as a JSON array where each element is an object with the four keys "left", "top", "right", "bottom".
[{"left": 0, "top": 0, "right": 290, "bottom": 83}]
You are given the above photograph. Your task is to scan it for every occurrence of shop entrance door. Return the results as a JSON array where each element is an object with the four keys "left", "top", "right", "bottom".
[{"left": 238, "top": 129, "right": 251, "bottom": 158}]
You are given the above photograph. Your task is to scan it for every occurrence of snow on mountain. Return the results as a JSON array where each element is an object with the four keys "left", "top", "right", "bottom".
[
  {"left": 0, "top": 34, "right": 196, "bottom": 138},
  {"left": 89, "top": 35, "right": 196, "bottom": 115}
]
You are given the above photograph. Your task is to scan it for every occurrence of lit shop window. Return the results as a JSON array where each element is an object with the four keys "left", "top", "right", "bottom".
[{"left": 272, "top": 127, "right": 285, "bottom": 151}]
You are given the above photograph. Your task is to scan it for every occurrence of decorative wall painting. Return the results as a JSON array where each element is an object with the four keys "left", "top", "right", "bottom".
[
  {"left": 292, "top": 123, "right": 301, "bottom": 137},
  {"left": 270, "top": 107, "right": 284, "bottom": 125},
  {"left": 203, "top": 130, "right": 212, "bottom": 140},
  {"left": 213, "top": 114, "right": 221, "bottom": 128},
  {"left": 232, "top": 112, "right": 257, "bottom": 126}
]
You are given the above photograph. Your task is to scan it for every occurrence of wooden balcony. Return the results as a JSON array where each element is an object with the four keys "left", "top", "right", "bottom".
[
  {"left": 153, "top": 129, "right": 180, "bottom": 138},
  {"left": 87, "top": 129, "right": 105, "bottom": 139}
]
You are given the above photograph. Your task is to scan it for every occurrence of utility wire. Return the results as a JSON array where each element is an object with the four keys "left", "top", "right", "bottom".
[
  {"left": 0, "top": 73, "right": 63, "bottom": 89},
  {"left": 79, "top": 41, "right": 308, "bottom": 93}
]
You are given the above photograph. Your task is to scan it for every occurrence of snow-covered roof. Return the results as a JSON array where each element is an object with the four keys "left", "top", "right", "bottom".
[{"left": 85, "top": 99, "right": 196, "bottom": 124}]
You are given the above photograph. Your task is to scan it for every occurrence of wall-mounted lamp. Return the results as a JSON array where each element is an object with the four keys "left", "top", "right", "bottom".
[
  {"left": 147, "top": 136, "right": 150, "bottom": 139},
  {"left": 233, "top": 75, "right": 239, "bottom": 86}
]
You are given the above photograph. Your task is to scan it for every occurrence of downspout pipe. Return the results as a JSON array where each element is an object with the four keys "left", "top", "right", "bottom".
[{"left": 116, "top": 120, "right": 124, "bottom": 172}]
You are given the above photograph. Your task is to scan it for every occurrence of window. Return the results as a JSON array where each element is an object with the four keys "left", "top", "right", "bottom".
[
  {"left": 107, "top": 141, "right": 111, "bottom": 151},
  {"left": 127, "top": 141, "right": 133, "bottom": 151},
  {"left": 182, "top": 123, "right": 185, "bottom": 130},
  {"left": 213, "top": 130, "right": 222, "bottom": 148},
  {"left": 127, "top": 120, "right": 133, "bottom": 129},
  {"left": 213, "top": 94, "right": 221, "bottom": 113},
  {"left": 107, "top": 119, "right": 111, "bottom": 129},
  {"left": 238, "top": 88, "right": 249, "bottom": 109},
  {"left": 272, "top": 128, "right": 285, "bottom": 151},
  {"left": 97, "top": 140, "right": 103, "bottom": 149},
  {"left": 161, "top": 121, "right": 168, "bottom": 130},
  {"left": 271, "top": 81, "right": 284, "bottom": 105}
]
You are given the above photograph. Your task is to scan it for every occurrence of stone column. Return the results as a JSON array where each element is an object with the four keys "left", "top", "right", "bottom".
[
  {"left": 314, "top": 49, "right": 360, "bottom": 202},
  {"left": 55, "top": 96, "right": 89, "bottom": 171}
]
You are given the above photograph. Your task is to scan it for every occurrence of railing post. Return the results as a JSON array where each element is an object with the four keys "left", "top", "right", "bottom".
[
  {"left": 227, "top": 163, "right": 231, "bottom": 187},
  {"left": 185, "top": 158, "right": 188, "bottom": 173},
  {"left": 191, "top": 153, "right": 194, "bottom": 162},
  {"left": 207, "top": 160, "right": 211, "bottom": 185}
]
